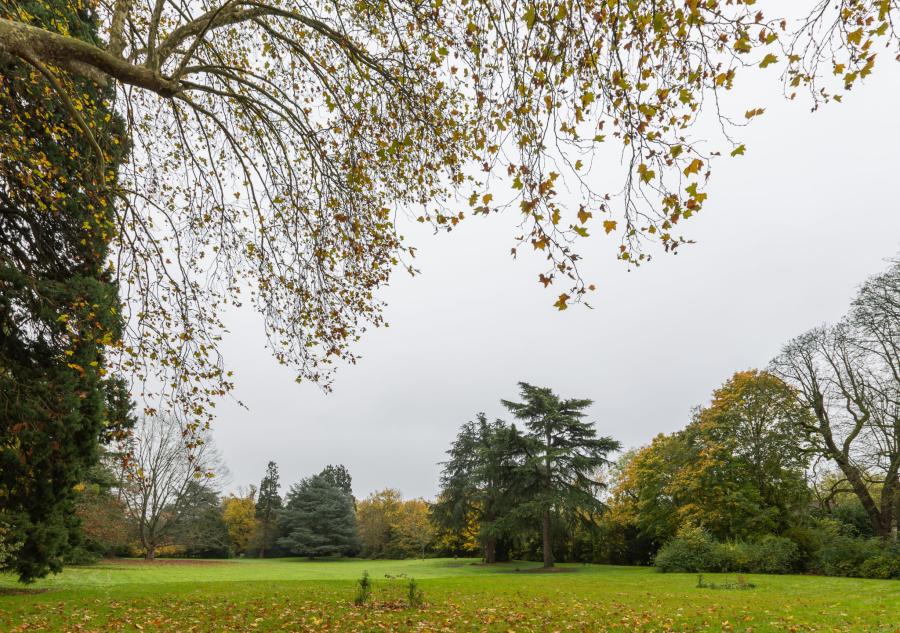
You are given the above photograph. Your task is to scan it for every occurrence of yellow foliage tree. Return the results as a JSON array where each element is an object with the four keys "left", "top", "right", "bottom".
[{"left": 222, "top": 490, "right": 259, "bottom": 556}]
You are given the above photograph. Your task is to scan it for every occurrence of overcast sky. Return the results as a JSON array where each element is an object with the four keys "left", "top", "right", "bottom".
[{"left": 211, "top": 58, "right": 900, "bottom": 501}]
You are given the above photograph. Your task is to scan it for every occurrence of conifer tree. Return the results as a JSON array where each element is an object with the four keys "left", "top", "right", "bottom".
[
  {"left": 502, "top": 383, "right": 620, "bottom": 568},
  {"left": 255, "top": 461, "right": 282, "bottom": 558},
  {"left": 434, "top": 414, "right": 522, "bottom": 563},
  {"left": 0, "top": 0, "right": 126, "bottom": 581},
  {"left": 278, "top": 474, "right": 358, "bottom": 558}
]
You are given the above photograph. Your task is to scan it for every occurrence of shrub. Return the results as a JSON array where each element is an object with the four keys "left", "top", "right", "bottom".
[
  {"left": 858, "top": 550, "right": 900, "bottom": 580},
  {"left": 354, "top": 570, "right": 372, "bottom": 606},
  {"left": 406, "top": 578, "right": 424, "bottom": 608},
  {"left": 64, "top": 547, "right": 101, "bottom": 566},
  {"left": 745, "top": 536, "right": 800, "bottom": 574},
  {"left": 659, "top": 532, "right": 800, "bottom": 574},
  {"left": 811, "top": 533, "right": 877, "bottom": 577},
  {"left": 655, "top": 526, "right": 724, "bottom": 573}
]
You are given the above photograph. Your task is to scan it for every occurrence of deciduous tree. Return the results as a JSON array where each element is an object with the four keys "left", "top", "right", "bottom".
[
  {"left": 772, "top": 259, "right": 900, "bottom": 538},
  {"left": 223, "top": 487, "right": 259, "bottom": 556},
  {"left": 356, "top": 488, "right": 403, "bottom": 559},
  {"left": 6, "top": 0, "right": 892, "bottom": 433},
  {"left": 118, "top": 416, "right": 223, "bottom": 559},
  {"left": 607, "top": 371, "right": 811, "bottom": 556}
]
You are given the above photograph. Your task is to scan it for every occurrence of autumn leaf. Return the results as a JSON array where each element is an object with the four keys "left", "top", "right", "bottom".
[
  {"left": 554, "top": 293, "right": 570, "bottom": 310},
  {"left": 759, "top": 54, "right": 778, "bottom": 68},
  {"left": 603, "top": 220, "right": 617, "bottom": 234},
  {"left": 683, "top": 159, "right": 703, "bottom": 177}
]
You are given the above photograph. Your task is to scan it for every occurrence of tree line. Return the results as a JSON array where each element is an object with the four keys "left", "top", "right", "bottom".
[
  {"left": 2, "top": 258, "right": 896, "bottom": 579},
  {"left": 58, "top": 421, "right": 437, "bottom": 563},
  {"left": 430, "top": 259, "right": 899, "bottom": 578}
]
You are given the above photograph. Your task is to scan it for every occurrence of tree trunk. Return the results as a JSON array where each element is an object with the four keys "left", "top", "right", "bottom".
[
  {"left": 145, "top": 543, "right": 156, "bottom": 561},
  {"left": 542, "top": 511, "right": 554, "bottom": 568},
  {"left": 484, "top": 536, "right": 497, "bottom": 564}
]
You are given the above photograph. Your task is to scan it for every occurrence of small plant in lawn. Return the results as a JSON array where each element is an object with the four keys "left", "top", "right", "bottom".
[
  {"left": 696, "top": 574, "right": 756, "bottom": 590},
  {"left": 406, "top": 578, "right": 424, "bottom": 609},
  {"left": 354, "top": 570, "right": 372, "bottom": 606}
]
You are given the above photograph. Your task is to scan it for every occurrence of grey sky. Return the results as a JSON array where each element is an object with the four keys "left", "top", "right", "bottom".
[{"left": 211, "top": 59, "right": 900, "bottom": 501}]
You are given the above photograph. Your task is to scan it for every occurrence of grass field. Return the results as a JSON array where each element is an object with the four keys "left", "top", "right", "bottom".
[{"left": 1, "top": 558, "right": 897, "bottom": 632}]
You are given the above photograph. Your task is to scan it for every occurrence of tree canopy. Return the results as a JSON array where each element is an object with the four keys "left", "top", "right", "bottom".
[
  {"left": 278, "top": 473, "right": 358, "bottom": 557},
  {"left": 606, "top": 370, "right": 811, "bottom": 562},
  {"left": 772, "top": 258, "right": 899, "bottom": 538},
  {"left": 3, "top": 0, "right": 897, "bottom": 434},
  {"left": 502, "top": 382, "right": 620, "bottom": 567}
]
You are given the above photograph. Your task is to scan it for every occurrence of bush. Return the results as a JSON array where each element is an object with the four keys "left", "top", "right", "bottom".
[
  {"left": 742, "top": 536, "right": 800, "bottom": 574},
  {"left": 64, "top": 546, "right": 101, "bottom": 566},
  {"left": 354, "top": 570, "right": 372, "bottom": 606},
  {"left": 655, "top": 526, "right": 724, "bottom": 573},
  {"left": 658, "top": 532, "right": 800, "bottom": 574},
  {"left": 858, "top": 550, "right": 900, "bottom": 580},
  {"left": 812, "top": 532, "right": 900, "bottom": 579}
]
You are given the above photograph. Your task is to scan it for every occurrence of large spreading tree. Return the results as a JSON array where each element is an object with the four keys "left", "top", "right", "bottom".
[
  {"left": 4, "top": 0, "right": 898, "bottom": 434},
  {"left": 502, "top": 383, "right": 620, "bottom": 568},
  {"left": 772, "top": 259, "right": 899, "bottom": 539}
]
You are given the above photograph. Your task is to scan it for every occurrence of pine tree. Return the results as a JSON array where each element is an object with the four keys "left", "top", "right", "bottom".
[
  {"left": 0, "top": 0, "right": 126, "bottom": 581},
  {"left": 502, "top": 383, "right": 620, "bottom": 568},
  {"left": 278, "top": 474, "right": 358, "bottom": 558},
  {"left": 255, "top": 461, "right": 282, "bottom": 557}
]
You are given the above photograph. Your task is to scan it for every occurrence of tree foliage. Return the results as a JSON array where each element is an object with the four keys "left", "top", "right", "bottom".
[
  {"left": 606, "top": 371, "right": 810, "bottom": 562},
  {"left": 4, "top": 0, "right": 897, "bottom": 435},
  {"left": 432, "top": 414, "right": 522, "bottom": 563},
  {"left": 356, "top": 489, "right": 435, "bottom": 559},
  {"left": 319, "top": 464, "right": 354, "bottom": 499},
  {"left": 255, "top": 461, "right": 282, "bottom": 557},
  {"left": 223, "top": 488, "right": 259, "bottom": 556},
  {"left": 278, "top": 474, "right": 358, "bottom": 557},
  {"left": 502, "top": 382, "right": 620, "bottom": 567},
  {"left": 0, "top": 0, "right": 130, "bottom": 581}
]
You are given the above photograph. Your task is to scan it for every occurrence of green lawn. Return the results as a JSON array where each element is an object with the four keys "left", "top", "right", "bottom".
[{"left": 1, "top": 558, "right": 897, "bottom": 632}]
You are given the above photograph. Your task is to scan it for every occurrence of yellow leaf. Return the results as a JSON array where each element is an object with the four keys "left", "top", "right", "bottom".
[
  {"left": 759, "top": 53, "right": 778, "bottom": 68},
  {"left": 603, "top": 220, "right": 617, "bottom": 234},
  {"left": 683, "top": 159, "right": 703, "bottom": 176},
  {"left": 554, "top": 293, "right": 570, "bottom": 311}
]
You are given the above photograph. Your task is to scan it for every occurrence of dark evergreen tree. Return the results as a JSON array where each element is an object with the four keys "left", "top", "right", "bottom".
[
  {"left": 502, "top": 383, "right": 621, "bottom": 568},
  {"left": 433, "top": 414, "right": 522, "bottom": 563},
  {"left": 319, "top": 464, "right": 354, "bottom": 498},
  {"left": 278, "top": 474, "right": 358, "bottom": 557},
  {"left": 255, "top": 461, "right": 283, "bottom": 557},
  {"left": 172, "top": 482, "right": 231, "bottom": 559},
  {"left": 0, "top": 1, "right": 126, "bottom": 581}
]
